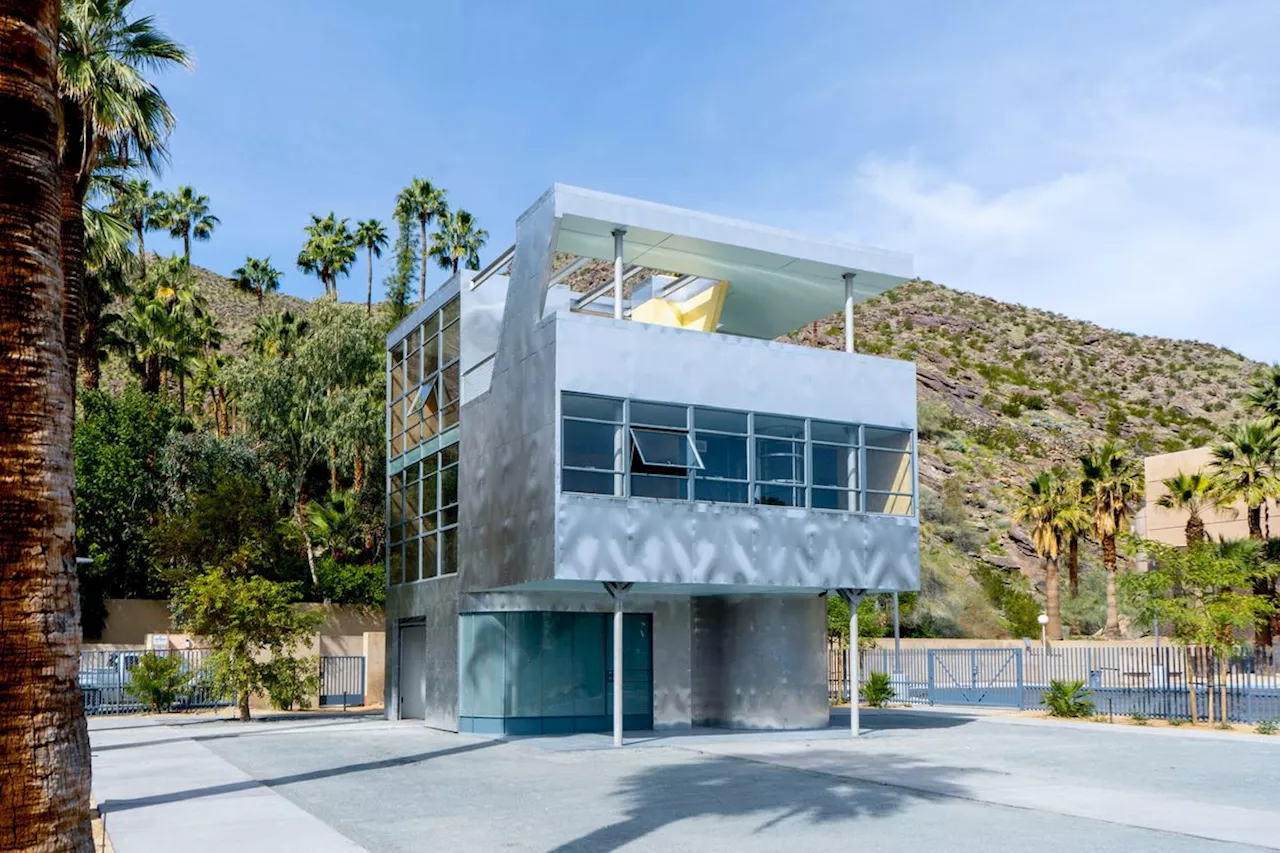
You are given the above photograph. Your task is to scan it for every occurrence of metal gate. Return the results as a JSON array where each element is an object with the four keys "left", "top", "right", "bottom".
[
  {"left": 928, "top": 648, "right": 1024, "bottom": 708},
  {"left": 319, "top": 656, "right": 366, "bottom": 707}
]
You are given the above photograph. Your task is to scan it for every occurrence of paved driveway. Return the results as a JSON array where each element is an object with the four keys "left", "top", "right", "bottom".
[{"left": 90, "top": 709, "right": 1280, "bottom": 852}]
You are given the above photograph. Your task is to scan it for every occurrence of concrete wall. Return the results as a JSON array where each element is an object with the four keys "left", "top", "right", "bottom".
[
  {"left": 1143, "top": 447, "right": 1278, "bottom": 545},
  {"left": 95, "top": 599, "right": 383, "bottom": 647},
  {"left": 385, "top": 575, "right": 459, "bottom": 728}
]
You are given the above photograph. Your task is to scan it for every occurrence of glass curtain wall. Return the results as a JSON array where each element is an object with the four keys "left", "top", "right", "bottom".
[{"left": 559, "top": 392, "right": 914, "bottom": 515}]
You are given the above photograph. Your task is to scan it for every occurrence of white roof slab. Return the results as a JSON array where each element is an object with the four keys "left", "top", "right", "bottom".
[{"left": 538, "top": 184, "right": 913, "bottom": 339}]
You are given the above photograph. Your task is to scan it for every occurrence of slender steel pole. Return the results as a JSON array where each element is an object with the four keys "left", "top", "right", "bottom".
[
  {"left": 892, "top": 591, "right": 901, "bottom": 673},
  {"left": 613, "top": 597, "right": 624, "bottom": 746},
  {"left": 843, "top": 272, "right": 856, "bottom": 353},
  {"left": 613, "top": 229, "right": 626, "bottom": 320},
  {"left": 849, "top": 601, "right": 860, "bottom": 737}
]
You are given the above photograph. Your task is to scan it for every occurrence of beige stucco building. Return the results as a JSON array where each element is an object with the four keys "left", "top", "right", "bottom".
[{"left": 1142, "top": 447, "right": 1278, "bottom": 545}]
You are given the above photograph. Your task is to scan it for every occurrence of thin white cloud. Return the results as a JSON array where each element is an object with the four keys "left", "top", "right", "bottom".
[{"left": 835, "top": 7, "right": 1280, "bottom": 363}]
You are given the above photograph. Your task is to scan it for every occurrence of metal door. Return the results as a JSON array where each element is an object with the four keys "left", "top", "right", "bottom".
[{"left": 398, "top": 623, "right": 426, "bottom": 719}]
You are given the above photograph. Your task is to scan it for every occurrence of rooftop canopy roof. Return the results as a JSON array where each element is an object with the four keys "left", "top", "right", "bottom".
[{"left": 533, "top": 184, "right": 914, "bottom": 340}]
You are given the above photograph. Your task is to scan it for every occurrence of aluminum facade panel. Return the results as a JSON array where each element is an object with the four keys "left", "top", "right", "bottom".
[{"left": 556, "top": 494, "right": 917, "bottom": 592}]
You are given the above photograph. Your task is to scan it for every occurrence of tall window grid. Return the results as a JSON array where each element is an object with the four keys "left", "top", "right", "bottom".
[
  {"left": 388, "top": 444, "right": 459, "bottom": 584},
  {"left": 559, "top": 392, "right": 914, "bottom": 516},
  {"left": 387, "top": 297, "right": 461, "bottom": 459}
]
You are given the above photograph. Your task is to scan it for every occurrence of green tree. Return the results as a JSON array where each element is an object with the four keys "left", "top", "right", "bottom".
[
  {"left": 171, "top": 568, "right": 323, "bottom": 721},
  {"left": 108, "top": 176, "right": 162, "bottom": 277},
  {"left": 1210, "top": 420, "right": 1280, "bottom": 646},
  {"left": 74, "top": 388, "right": 177, "bottom": 636},
  {"left": 249, "top": 309, "right": 310, "bottom": 360},
  {"left": 383, "top": 204, "right": 418, "bottom": 320},
  {"left": 80, "top": 199, "right": 135, "bottom": 390},
  {"left": 1156, "top": 471, "right": 1218, "bottom": 546},
  {"left": 354, "top": 219, "right": 388, "bottom": 315},
  {"left": 154, "top": 185, "right": 218, "bottom": 261},
  {"left": 231, "top": 256, "right": 282, "bottom": 307},
  {"left": 58, "top": 0, "right": 190, "bottom": 384},
  {"left": 1060, "top": 474, "right": 1091, "bottom": 599},
  {"left": 1126, "top": 539, "right": 1277, "bottom": 725},
  {"left": 1012, "top": 468, "right": 1085, "bottom": 641},
  {"left": 395, "top": 177, "right": 448, "bottom": 301},
  {"left": 1079, "top": 441, "right": 1143, "bottom": 638},
  {"left": 428, "top": 208, "right": 488, "bottom": 274},
  {"left": 297, "top": 213, "right": 356, "bottom": 299}
]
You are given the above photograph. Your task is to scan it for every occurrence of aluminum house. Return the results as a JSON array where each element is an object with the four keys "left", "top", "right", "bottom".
[{"left": 384, "top": 184, "right": 920, "bottom": 741}]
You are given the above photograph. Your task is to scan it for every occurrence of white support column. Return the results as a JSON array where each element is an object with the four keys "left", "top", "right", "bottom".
[
  {"left": 849, "top": 603, "right": 860, "bottom": 737},
  {"left": 612, "top": 228, "right": 626, "bottom": 320},
  {"left": 613, "top": 597, "right": 624, "bottom": 746},
  {"left": 843, "top": 272, "right": 856, "bottom": 353}
]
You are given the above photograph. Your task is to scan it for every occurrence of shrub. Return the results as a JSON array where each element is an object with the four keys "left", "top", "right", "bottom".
[
  {"left": 918, "top": 400, "right": 960, "bottom": 438},
  {"left": 1256, "top": 720, "right": 1278, "bottom": 735},
  {"left": 1129, "top": 710, "right": 1148, "bottom": 726},
  {"left": 1168, "top": 717, "right": 1186, "bottom": 727},
  {"left": 1041, "top": 680, "right": 1095, "bottom": 718},
  {"left": 261, "top": 656, "right": 321, "bottom": 711},
  {"left": 125, "top": 652, "right": 192, "bottom": 713},
  {"left": 860, "top": 671, "right": 895, "bottom": 708}
]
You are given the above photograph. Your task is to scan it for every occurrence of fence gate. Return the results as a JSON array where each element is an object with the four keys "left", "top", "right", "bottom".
[
  {"left": 319, "top": 656, "right": 366, "bottom": 707},
  {"left": 928, "top": 649, "right": 1024, "bottom": 708}
]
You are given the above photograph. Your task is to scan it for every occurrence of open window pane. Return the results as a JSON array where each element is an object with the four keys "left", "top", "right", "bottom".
[
  {"left": 564, "top": 419, "right": 622, "bottom": 471},
  {"left": 631, "top": 428, "right": 703, "bottom": 469}
]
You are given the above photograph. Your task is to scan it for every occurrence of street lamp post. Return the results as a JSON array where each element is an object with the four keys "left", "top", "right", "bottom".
[{"left": 1037, "top": 612, "right": 1049, "bottom": 652}]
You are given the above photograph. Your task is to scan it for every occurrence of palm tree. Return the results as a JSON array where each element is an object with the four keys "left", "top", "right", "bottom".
[
  {"left": 1210, "top": 420, "right": 1280, "bottom": 646},
  {"left": 429, "top": 208, "right": 488, "bottom": 275},
  {"left": 297, "top": 213, "right": 356, "bottom": 299},
  {"left": 155, "top": 185, "right": 218, "bottom": 261},
  {"left": 395, "top": 178, "right": 448, "bottom": 301},
  {"left": 304, "top": 490, "right": 365, "bottom": 563},
  {"left": 1013, "top": 470, "right": 1068, "bottom": 640},
  {"left": 0, "top": 0, "right": 94, "bottom": 843},
  {"left": 231, "top": 256, "right": 282, "bottom": 307},
  {"left": 249, "top": 310, "right": 310, "bottom": 360},
  {"left": 109, "top": 176, "right": 162, "bottom": 276},
  {"left": 58, "top": 0, "right": 189, "bottom": 379},
  {"left": 1080, "top": 441, "right": 1143, "bottom": 638},
  {"left": 80, "top": 201, "right": 135, "bottom": 390},
  {"left": 1246, "top": 365, "right": 1280, "bottom": 423},
  {"left": 1156, "top": 471, "right": 1218, "bottom": 546},
  {"left": 1060, "top": 475, "right": 1091, "bottom": 599},
  {"left": 354, "top": 219, "right": 389, "bottom": 315}
]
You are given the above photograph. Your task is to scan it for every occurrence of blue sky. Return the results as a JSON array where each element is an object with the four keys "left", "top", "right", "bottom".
[{"left": 137, "top": 0, "right": 1280, "bottom": 361}]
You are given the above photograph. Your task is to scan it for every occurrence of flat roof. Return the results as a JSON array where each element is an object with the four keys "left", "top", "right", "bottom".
[{"left": 540, "top": 184, "right": 914, "bottom": 339}]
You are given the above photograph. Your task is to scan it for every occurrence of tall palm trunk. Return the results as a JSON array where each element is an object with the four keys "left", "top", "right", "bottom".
[
  {"left": 1045, "top": 555, "right": 1062, "bottom": 641},
  {"left": 182, "top": 229, "right": 190, "bottom": 262},
  {"left": 136, "top": 222, "right": 147, "bottom": 278},
  {"left": 1067, "top": 534, "right": 1080, "bottom": 598},
  {"left": 1185, "top": 513, "right": 1205, "bottom": 546},
  {"left": 1102, "top": 533, "right": 1121, "bottom": 639},
  {"left": 1247, "top": 504, "right": 1274, "bottom": 648},
  {"left": 419, "top": 218, "right": 428, "bottom": 301},
  {"left": 0, "top": 1, "right": 95, "bottom": 846},
  {"left": 366, "top": 246, "right": 374, "bottom": 315}
]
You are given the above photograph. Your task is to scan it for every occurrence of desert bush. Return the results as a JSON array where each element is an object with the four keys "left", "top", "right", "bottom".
[
  {"left": 261, "top": 656, "right": 321, "bottom": 711},
  {"left": 1256, "top": 720, "right": 1278, "bottom": 735},
  {"left": 1041, "top": 680, "right": 1095, "bottom": 718},
  {"left": 860, "top": 671, "right": 896, "bottom": 708},
  {"left": 125, "top": 652, "right": 192, "bottom": 713}
]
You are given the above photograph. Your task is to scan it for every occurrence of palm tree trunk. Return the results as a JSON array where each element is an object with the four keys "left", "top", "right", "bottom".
[
  {"left": 1068, "top": 534, "right": 1080, "bottom": 598},
  {"left": 1103, "top": 534, "right": 1121, "bottom": 639},
  {"left": 353, "top": 448, "right": 365, "bottom": 493},
  {"left": 1045, "top": 555, "right": 1062, "bottom": 641},
  {"left": 1186, "top": 513, "right": 1205, "bottom": 546},
  {"left": 0, "top": 1, "right": 94, "bottom": 845},
  {"left": 137, "top": 224, "right": 147, "bottom": 278},
  {"left": 182, "top": 230, "right": 190, "bottom": 262},
  {"left": 1248, "top": 504, "right": 1274, "bottom": 648},
  {"left": 366, "top": 247, "right": 374, "bottom": 315},
  {"left": 419, "top": 219, "right": 428, "bottom": 301}
]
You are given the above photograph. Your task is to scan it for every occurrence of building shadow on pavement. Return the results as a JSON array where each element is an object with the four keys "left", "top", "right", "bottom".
[
  {"left": 548, "top": 749, "right": 977, "bottom": 852},
  {"left": 100, "top": 738, "right": 498, "bottom": 814},
  {"left": 846, "top": 708, "right": 979, "bottom": 731}
]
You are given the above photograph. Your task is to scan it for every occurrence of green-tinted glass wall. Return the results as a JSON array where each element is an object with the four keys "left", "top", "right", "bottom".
[{"left": 458, "top": 611, "right": 653, "bottom": 735}]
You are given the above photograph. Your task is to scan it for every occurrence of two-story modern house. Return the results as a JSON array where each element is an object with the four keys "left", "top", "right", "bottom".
[{"left": 385, "top": 185, "right": 920, "bottom": 742}]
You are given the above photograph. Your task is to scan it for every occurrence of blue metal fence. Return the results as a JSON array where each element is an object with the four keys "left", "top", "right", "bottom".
[
  {"left": 318, "top": 655, "right": 366, "bottom": 707},
  {"left": 831, "top": 644, "right": 1280, "bottom": 723},
  {"left": 79, "top": 648, "right": 229, "bottom": 715}
]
